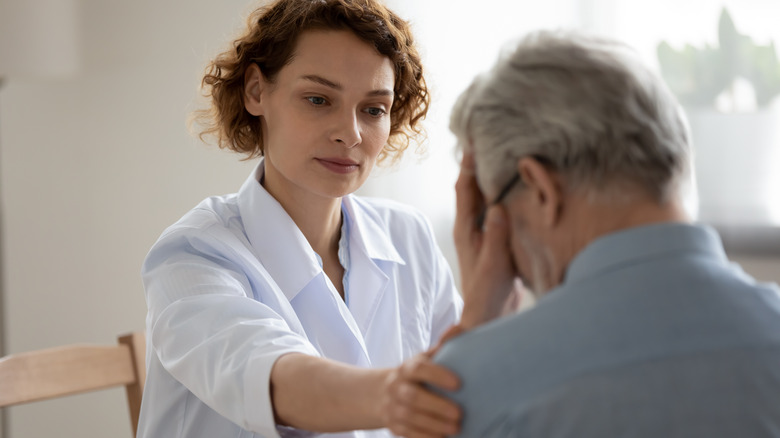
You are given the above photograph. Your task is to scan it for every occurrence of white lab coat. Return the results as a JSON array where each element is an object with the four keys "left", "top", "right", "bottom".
[{"left": 138, "top": 160, "right": 463, "bottom": 438}]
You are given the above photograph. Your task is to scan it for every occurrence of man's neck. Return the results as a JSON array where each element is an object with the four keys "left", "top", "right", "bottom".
[
  {"left": 546, "top": 191, "right": 690, "bottom": 292},
  {"left": 577, "top": 194, "right": 690, "bottom": 243}
]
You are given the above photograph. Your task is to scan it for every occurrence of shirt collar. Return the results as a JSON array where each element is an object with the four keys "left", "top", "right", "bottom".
[
  {"left": 563, "top": 222, "right": 728, "bottom": 287},
  {"left": 237, "top": 159, "right": 405, "bottom": 302}
]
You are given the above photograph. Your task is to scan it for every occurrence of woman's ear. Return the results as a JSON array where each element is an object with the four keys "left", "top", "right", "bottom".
[
  {"left": 517, "top": 157, "right": 564, "bottom": 228},
  {"left": 244, "top": 63, "right": 265, "bottom": 116}
]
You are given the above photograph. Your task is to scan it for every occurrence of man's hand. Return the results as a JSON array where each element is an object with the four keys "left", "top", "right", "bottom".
[
  {"left": 453, "top": 152, "right": 521, "bottom": 330},
  {"left": 379, "top": 351, "right": 461, "bottom": 437}
]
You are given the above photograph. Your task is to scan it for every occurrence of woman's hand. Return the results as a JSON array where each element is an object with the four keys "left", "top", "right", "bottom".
[
  {"left": 453, "top": 152, "right": 522, "bottom": 330},
  {"left": 271, "top": 352, "right": 460, "bottom": 437},
  {"left": 379, "top": 351, "right": 461, "bottom": 438}
]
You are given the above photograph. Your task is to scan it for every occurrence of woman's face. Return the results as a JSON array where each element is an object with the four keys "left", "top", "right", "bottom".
[{"left": 247, "top": 29, "right": 395, "bottom": 205}]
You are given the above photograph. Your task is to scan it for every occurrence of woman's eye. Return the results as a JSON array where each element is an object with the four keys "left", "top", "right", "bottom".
[
  {"left": 306, "top": 96, "right": 327, "bottom": 106},
  {"left": 366, "top": 107, "right": 386, "bottom": 117}
]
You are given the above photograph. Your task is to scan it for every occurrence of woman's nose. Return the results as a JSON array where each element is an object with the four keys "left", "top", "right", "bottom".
[{"left": 331, "top": 111, "right": 361, "bottom": 148}]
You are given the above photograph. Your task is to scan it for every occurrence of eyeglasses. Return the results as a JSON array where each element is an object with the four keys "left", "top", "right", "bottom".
[
  {"left": 472, "top": 154, "right": 553, "bottom": 228},
  {"left": 491, "top": 172, "right": 521, "bottom": 205},
  {"left": 475, "top": 172, "right": 520, "bottom": 229}
]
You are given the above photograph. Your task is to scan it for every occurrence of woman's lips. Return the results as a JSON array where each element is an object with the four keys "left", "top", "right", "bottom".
[{"left": 316, "top": 157, "right": 359, "bottom": 174}]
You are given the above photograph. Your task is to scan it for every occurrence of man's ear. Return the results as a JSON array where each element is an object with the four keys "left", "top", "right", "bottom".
[
  {"left": 244, "top": 63, "right": 265, "bottom": 116},
  {"left": 517, "top": 157, "right": 564, "bottom": 228}
]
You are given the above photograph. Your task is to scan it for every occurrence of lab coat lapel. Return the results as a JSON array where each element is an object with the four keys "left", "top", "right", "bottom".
[
  {"left": 237, "top": 161, "right": 373, "bottom": 366},
  {"left": 237, "top": 161, "right": 321, "bottom": 302},
  {"left": 291, "top": 275, "right": 372, "bottom": 367},
  {"left": 348, "top": 253, "right": 389, "bottom": 339},
  {"left": 342, "top": 196, "right": 405, "bottom": 339}
]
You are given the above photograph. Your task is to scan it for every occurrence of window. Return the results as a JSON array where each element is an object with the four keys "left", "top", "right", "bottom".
[
  {"left": 605, "top": 0, "right": 780, "bottom": 254},
  {"left": 360, "top": 0, "right": 780, "bottom": 261}
]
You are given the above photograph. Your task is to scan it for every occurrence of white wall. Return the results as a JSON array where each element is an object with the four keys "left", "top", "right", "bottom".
[
  {"left": 1, "top": 0, "right": 779, "bottom": 437},
  {"left": 0, "top": 0, "right": 257, "bottom": 435}
]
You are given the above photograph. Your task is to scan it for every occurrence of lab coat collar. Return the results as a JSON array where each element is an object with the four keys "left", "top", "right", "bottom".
[
  {"left": 237, "top": 160, "right": 322, "bottom": 302},
  {"left": 341, "top": 196, "right": 405, "bottom": 266},
  {"left": 237, "top": 159, "right": 405, "bottom": 303}
]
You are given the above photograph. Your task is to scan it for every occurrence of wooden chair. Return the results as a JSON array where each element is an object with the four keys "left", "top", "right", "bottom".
[{"left": 0, "top": 331, "right": 146, "bottom": 436}]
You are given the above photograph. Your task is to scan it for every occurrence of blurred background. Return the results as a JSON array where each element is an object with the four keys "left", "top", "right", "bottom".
[{"left": 1, "top": 0, "right": 778, "bottom": 436}]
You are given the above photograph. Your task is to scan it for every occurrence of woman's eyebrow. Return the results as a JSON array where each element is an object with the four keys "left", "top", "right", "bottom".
[
  {"left": 368, "top": 88, "right": 394, "bottom": 97},
  {"left": 300, "top": 74, "right": 394, "bottom": 97},
  {"left": 301, "top": 74, "right": 341, "bottom": 90}
]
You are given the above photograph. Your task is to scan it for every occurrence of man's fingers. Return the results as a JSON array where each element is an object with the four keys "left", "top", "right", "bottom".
[
  {"left": 457, "top": 204, "right": 519, "bottom": 329},
  {"left": 503, "top": 280, "right": 525, "bottom": 314},
  {"left": 479, "top": 206, "right": 516, "bottom": 290},
  {"left": 481, "top": 205, "right": 520, "bottom": 289},
  {"left": 479, "top": 205, "right": 512, "bottom": 264},
  {"left": 454, "top": 152, "right": 484, "bottom": 237}
]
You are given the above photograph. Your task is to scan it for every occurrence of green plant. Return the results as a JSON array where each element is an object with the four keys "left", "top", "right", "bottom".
[{"left": 657, "top": 8, "right": 780, "bottom": 109}]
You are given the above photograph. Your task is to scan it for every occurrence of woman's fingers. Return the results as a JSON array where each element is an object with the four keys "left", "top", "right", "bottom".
[
  {"left": 387, "top": 388, "right": 460, "bottom": 437},
  {"left": 400, "top": 355, "right": 459, "bottom": 392},
  {"left": 396, "top": 380, "right": 460, "bottom": 421},
  {"left": 390, "top": 388, "right": 460, "bottom": 436},
  {"left": 431, "top": 325, "right": 467, "bottom": 351},
  {"left": 383, "top": 354, "right": 462, "bottom": 437}
]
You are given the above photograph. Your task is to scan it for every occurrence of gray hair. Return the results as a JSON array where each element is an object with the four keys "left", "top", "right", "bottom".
[{"left": 451, "top": 30, "right": 692, "bottom": 203}]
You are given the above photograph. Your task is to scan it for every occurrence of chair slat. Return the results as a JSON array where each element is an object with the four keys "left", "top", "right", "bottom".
[
  {"left": 0, "top": 332, "right": 146, "bottom": 436},
  {"left": 0, "top": 344, "right": 136, "bottom": 407}
]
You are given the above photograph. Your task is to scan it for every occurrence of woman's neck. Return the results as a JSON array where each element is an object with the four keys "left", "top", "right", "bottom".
[
  {"left": 266, "top": 181, "right": 345, "bottom": 298},
  {"left": 292, "top": 199, "right": 343, "bottom": 259},
  {"left": 261, "top": 170, "right": 343, "bottom": 261}
]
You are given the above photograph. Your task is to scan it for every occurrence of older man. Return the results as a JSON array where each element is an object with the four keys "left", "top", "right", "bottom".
[{"left": 435, "top": 31, "right": 780, "bottom": 437}]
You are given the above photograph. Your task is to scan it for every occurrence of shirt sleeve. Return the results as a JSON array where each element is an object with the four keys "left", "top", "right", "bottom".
[{"left": 142, "top": 226, "right": 319, "bottom": 437}]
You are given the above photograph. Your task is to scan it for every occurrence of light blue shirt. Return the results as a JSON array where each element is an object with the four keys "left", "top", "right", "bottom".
[
  {"left": 435, "top": 223, "right": 780, "bottom": 437},
  {"left": 138, "top": 160, "right": 462, "bottom": 438}
]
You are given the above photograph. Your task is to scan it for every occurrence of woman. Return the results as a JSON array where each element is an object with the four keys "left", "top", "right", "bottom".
[{"left": 138, "top": 1, "right": 464, "bottom": 437}]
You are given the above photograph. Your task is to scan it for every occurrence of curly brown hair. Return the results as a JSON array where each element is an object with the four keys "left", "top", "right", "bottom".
[{"left": 194, "top": 0, "right": 430, "bottom": 164}]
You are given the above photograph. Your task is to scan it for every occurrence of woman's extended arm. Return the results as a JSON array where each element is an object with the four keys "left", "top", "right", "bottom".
[{"left": 271, "top": 352, "right": 461, "bottom": 437}]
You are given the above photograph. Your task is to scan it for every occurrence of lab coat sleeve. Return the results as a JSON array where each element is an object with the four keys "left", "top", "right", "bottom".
[
  {"left": 142, "top": 225, "right": 319, "bottom": 437},
  {"left": 421, "top": 217, "right": 464, "bottom": 347}
]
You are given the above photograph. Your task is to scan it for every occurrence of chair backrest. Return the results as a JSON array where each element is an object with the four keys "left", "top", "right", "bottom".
[{"left": 0, "top": 331, "right": 146, "bottom": 436}]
